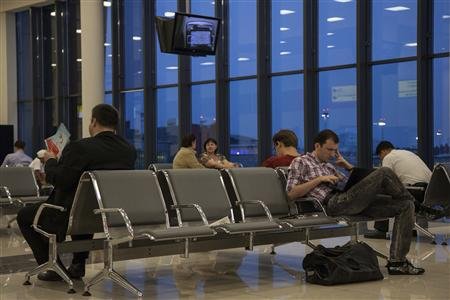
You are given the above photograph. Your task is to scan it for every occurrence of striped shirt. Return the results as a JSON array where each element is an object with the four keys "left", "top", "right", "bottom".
[{"left": 286, "top": 152, "right": 346, "bottom": 203}]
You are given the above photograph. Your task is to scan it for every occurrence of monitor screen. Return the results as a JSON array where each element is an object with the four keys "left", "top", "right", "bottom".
[{"left": 172, "top": 13, "right": 220, "bottom": 56}]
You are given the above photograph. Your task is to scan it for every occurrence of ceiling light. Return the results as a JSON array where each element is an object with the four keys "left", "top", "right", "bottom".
[
  {"left": 280, "top": 41, "right": 287, "bottom": 44},
  {"left": 280, "top": 51, "right": 291, "bottom": 55},
  {"left": 327, "top": 32, "right": 335, "bottom": 36},
  {"left": 280, "top": 27, "right": 290, "bottom": 31},
  {"left": 166, "top": 66, "right": 178, "bottom": 70},
  {"left": 384, "top": 6, "right": 410, "bottom": 12},
  {"left": 200, "top": 62, "right": 214, "bottom": 66},
  {"left": 327, "top": 17, "right": 345, "bottom": 22},
  {"left": 164, "top": 11, "right": 175, "bottom": 17},
  {"left": 104, "top": 43, "right": 111, "bottom": 47},
  {"left": 103, "top": 1, "right": 111, "bottom": 7},
  {"left": 404, "top": 42, "right": 417, "bottom": 47},
  {"left": 237, "top": 57, "right": 250, "bottom": 61},
  {"left": 132, "top": 36, "right": 141, "bottom": 41},
  {"left": 51, "top": 63, "right": 57, "bottom": 67},
  {"left": 327, "top": 45, "right": 335, "bottom": 48},
  {"left": 76, "top": 58, "right": 82, "bottom": 62},
  {"left": 280, "top": 10, "right": 295, "bottom": 15},
  {"left": 108, "top": 54, "right": 112, "bottom": 57},
  {"left": 334, "top": 0, "right": 352, "bottom": 2},
  {"left": 50, "top": 11, "right": 56, "bottom": 17},
  {"left": 76, "top": 29, "right": 81, "bottom": 34},
  {"left": 442, "top": 15, "right": 450, "bottom": 19}
]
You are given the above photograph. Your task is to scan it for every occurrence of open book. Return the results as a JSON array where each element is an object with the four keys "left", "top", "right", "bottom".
[{"left": 45, "top": 123, "right": 70, "bottom": 157}]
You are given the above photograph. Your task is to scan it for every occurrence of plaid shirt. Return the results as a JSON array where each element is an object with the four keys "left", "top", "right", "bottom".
[{"left": 286, "top": 152, "right": 346, "bottom": 203}]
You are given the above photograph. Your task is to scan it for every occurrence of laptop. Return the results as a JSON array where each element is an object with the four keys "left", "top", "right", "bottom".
[{"left": 333, "top": 167, "right": 374, "bottom": 192}]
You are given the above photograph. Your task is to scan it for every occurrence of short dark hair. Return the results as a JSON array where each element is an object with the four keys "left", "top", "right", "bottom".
[
  {"left": 14, "top": 140, "right": 25, "bottom": 149},
  {"left": 313, "top": 129, "right": 339, "bottom": 146},
  {"left": 203, "top": 138, "right": 218, "bottom": 153},
  {"left": 181, "top": 134, "right": 197, "bottom": 148},
  {"left": 272, "top": 129, "right": 298, "bottom": 148},
  {"left": 91, "top": 104, "right": 119, "bottom": 129},
  {"left": 376, "top": 140, "right": 395, "bottom": 155}
]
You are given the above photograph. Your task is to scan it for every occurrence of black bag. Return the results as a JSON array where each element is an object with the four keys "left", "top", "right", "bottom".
[{"left": 302, "top": 242, "right": 383, "bottom": 285}]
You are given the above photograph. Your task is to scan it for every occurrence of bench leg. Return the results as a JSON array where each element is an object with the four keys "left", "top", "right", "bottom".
[
  {"left": 414, "top": 222, "right": 437, "bottom": 243},
  {"left": 303, "top": 228, "right": 317, "bottom": 250},
  {"left": 83, "top": 240, "right": 142, "bottom": 297},
  {"left": 23, "top": 234, "right": 75, "bottom": 293}
]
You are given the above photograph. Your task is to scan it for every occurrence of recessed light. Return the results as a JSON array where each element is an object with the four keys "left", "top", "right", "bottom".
[
  {"left": 442, "top": 15, "right": 450, "bottom": 19},
  {"left": 334, "top": 0, "right": 352, "bottom": 2},
  {"left": 384, "top": 6, "right": 410, "bottom": 12},
  {"left": 280, "top": 27, "right": 290, "bottom": 31},
  {"left": 76, "top": 29, "right": 81, "bottom": 34},
  {"left": 327, "top": 17, "right": 345, "bottom": 22},
  {"left": 326, "top": 32, "right": 335, "bottom": 36},
  {"left": 76, "top": 58, "right": 82, "bottom": 62},
  {"left": 280, "top": 41, "right": 287, "bottom": 44},
  {"left": 200, "top": 62, "right": 214, "bottom": 66},
  {"left": 103, "top": 1, "right": 111, "bottom": 7},
  {"left": 404, "top": 42, "right": 417, "bottom": 47},
  {"left": 280, "top": 9, "right": 295, "bottom": 15},
  {"left": 280, "top": 51, "right": 291, "bottom": 55},
  {"left": 132, "top": 36, "right": 141, "bottom": 41},
  {"left": 327, "top": 45, "right": 335, "bottom": 49},
  {"left": 50, "top": 11, "right": 56, "bottom": 17},
  {"left": 166, "top": 66, "right": 178, "bottom": 70},
  {"left": 51, "top": 63, "right": 57, "bottom": 67},
  {"left": 237, "top": 57, "right": 250, "bottom": 61},
  {"left": 104, "top": 43, "right": 111, "bottom": 47},
  {"left": 164, "top": 12, "right": 175, "bottom": 17}
]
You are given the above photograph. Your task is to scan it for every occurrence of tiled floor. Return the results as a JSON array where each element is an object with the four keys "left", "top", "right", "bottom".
[{"left": 0, "top": 217, "right": 449, "bottom": 299}]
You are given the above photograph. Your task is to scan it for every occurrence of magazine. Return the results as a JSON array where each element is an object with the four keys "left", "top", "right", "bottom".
[{"left": 45, "top": 123, "right": 70, "bottom": 157}]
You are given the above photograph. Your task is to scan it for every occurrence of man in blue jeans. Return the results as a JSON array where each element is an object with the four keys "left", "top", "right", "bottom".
[{"left": 287, "top": 129, "right": 424, "bottom": 275}]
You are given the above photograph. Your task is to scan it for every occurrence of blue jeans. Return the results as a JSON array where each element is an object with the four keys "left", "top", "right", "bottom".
[{"left": 326, "top": 167, "right": 415, "bottom": 261}]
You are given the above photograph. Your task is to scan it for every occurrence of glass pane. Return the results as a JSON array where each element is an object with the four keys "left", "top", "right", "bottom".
[
  {"left": 104, "top": 2, "right": 112, "bottom": 91},
  {"left": 319, "top": 68, "right": 357, "bottom": 165},
  {"left": 372, "top": 62, "right": 417, "bottom": 165},
  {"left": 434, "top": 0, "right": 450, "bottom": 54},
  {"left": 318, "top": 0, "right": 356, "bottom": 67},
  {"left": 192, "top": 84, "right": 216, "bottom": 152},
  {"left": 230, "top": 79, "right": 257, "bottom": 167},
  {"left": 372, "top": 0, "right": 417, "bottom": 61},
  {"left": 191, "top": 0, "right": 216, "bottom": 82},
  {"left": 123, "top": 91, "right": 145, "bottom": 169},
  {"left": 104, "top": 93, "right": 112, "bottom": 105},
  {"left": 271, "top": 0, "right": 303, "bottom": 72},
  {"left": 16, "top": 11, "right": 32, "bottom": 101},
  {"left": 18, "top": 102, "right": 33, "bottom": 156},
  {"left": 67, "top": 0, "right": 81, "bottom": 95},
  {"left": 123, "top": 0, "right": 144, "bottom": 89},
  {"left": 271, "top": 74, "right": 304, "bottom": 153},
  {"left": 42, "top": 5, "right": 57, "bottom": 97},
  {"left": 229, "top": 0, "right": 256, "bottom": 77},
  {"left": 41, "top": 99, "right": 58, "bottom": 139},
  {"left": 156, "top": 0, "right": 178, "bottom": 85},
  {"left": 157, "top": 87, "right": 179, "bottom": 162},
  {"left": 433, "top": 58, "right": 450, "bottom": 163}
]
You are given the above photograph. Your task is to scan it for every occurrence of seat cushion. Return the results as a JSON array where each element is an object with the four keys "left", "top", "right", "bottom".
[
  {"left": 280, "top": 215, "right": 338, "bottom": 228},
  {"left": 136, "top": 226, "right": 216, "bottom": 241},
  {"left": 215, "top": 221, "right": 282, "bottom": 234}
]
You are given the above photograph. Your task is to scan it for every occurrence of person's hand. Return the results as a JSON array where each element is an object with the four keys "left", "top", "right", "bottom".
[
  {"left": 319, "top": 175, "right": 339, "bottom": 185},
  {"left": 335, "top": 149, "right": 353, "bottom": 170},
  {"left": 42, "top": 150, "right": 57, "bottom": 163}
]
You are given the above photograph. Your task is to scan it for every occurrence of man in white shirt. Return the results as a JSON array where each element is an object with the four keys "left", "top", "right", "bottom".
[{"left": 366, "top": 141, "right": 434, "bottom": 239}]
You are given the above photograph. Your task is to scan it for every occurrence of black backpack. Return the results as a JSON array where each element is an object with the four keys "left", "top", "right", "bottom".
[{"left": 302, "top": 242, "right": 384, "bottom": 285}]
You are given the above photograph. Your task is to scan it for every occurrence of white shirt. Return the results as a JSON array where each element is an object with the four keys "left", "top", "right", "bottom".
[
  {"left": 382, "top": 149, "right": 432, "bottom": 185},
  {"left": 29, "top": 158, "right": 44, "bottom": 172}
]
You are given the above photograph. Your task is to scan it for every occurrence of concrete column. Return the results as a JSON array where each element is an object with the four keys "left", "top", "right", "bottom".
[
  {"left": 80, "top": 0, "right": 104, "bottom": 137},
  {"left": 0, "top": 11, "right": 17, "bottom": 140}
]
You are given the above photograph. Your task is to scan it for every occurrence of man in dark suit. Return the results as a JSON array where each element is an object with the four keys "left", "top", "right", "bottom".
[{"left": 17, "top": 104, "right": 136, "bottom": 281}]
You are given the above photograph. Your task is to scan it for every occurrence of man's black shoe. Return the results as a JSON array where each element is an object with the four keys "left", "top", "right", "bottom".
[
  {"left": 386, "top": 260, "right": 425, "bottom": 275},
  {"left": 364, "top": 229, "right": 388, "bottom": 240},
  {"left": 67, "top": 262, "right": 85, "bottom": 279},
  {"left": 37, "top": 270, "right": 63, "bottom": 281}
]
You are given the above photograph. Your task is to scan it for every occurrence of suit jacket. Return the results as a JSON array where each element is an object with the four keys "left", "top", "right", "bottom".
[{"left": 43, "top": 131, "right": 136, "bottom": 234}]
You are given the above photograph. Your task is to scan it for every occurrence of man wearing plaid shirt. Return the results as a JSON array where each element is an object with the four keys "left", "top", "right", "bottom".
[{"left": 286, "top": 129, "right": 424, "bottom": 276}]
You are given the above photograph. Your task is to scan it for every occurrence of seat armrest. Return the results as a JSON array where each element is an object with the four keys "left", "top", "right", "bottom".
[
  {"left": 171, "top": 204, "right": 209, "bottom": 225},
  {"left": 236, "top": 200, "right": 273, "bottom": 222},
  {"left": 93, "top": 208, "right": 134, "bottom": 243},
  {"left": 32, "top": 203, "right": 66, "bottom": 237},
  {"left": 291, "top": 197, "right": 328, "bottom": 216}
]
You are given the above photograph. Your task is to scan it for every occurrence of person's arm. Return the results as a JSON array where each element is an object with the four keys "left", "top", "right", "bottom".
[{"left": 335, "top": 149, "right": 354, "bottom": 171}]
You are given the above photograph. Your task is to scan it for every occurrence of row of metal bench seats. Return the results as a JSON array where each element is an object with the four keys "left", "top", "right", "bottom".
[{"left": 24, "top": 167, "right": 365, "bottom": 297}]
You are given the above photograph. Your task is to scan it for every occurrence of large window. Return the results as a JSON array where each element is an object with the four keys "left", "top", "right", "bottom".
[
  {"left": 157, "top": 88, "right": 179, "bottom": 162},
  {"left": 156, "top": 0, "right": 178, "bottom": 85},
  {"left": 192, "top": 84, "right": 216, "bottom": 151},
  {"left": 434, "top": 0, "right": 450, "bottom": 54},
  {"left": 123, "top": 91, "right": 145, "bottom": 169},
  {"left": 433, "top": 58, "right": 450, "bottom": 163},
  {"left": 123, "top": 0, "right": 144, "bottom": 89},
  {"left": 271, "top": 0, "right": 303, "bottom": 72},
  {"left": 229, "top": 0, "right": 257, "bottom": 77},
  {"left": 230, "top": 80, "right": 257, "bottom": 167},
  {"left": 319, "top": 68, "right": 357, "bottom": 164},
  {"left": 271, "top": 74, "right": 304, "bottom": 153},
  {"left": 372, "top": 62, "right": 417, "bottom": 164},
  {"left": 318, "top": 0, "right": 356, "bottom": 67},
  {"left": 372, "top": 0, "right": 417, "bottom": 61},
  {"left": 104, "top": 2, "right": 112, "bottom": 92}
]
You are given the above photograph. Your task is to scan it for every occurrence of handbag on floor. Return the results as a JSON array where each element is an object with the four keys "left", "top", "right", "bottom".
[{"left": 302, "top": 242, "right": 383, "bottom": 285}]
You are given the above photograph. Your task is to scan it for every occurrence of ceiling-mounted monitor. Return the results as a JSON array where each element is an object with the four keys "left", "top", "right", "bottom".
[{"left": 156, "top": 12, "right": 220, "bottom": 56}]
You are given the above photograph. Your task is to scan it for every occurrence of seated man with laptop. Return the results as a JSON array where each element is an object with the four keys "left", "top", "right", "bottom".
[{"left": 286, "top": 129, "right": 424, "bottom": 275}]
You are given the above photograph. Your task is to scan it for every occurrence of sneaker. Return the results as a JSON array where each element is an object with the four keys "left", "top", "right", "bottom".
[{"left": 386, "top": 260, "right": 425, "bottom": 275}]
